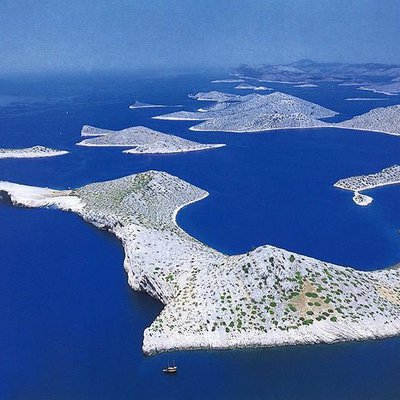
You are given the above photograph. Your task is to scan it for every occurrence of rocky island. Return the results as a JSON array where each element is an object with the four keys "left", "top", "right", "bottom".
[
  {"left": 155, "top": 91, "right": 337, "bottom": 132},
  {"left": 77, "top": 125, "right": 225, "bottom": 154},
  {"left": 1, "top": 171, "right": 400, "bottom": 354},
  {"left": 189, "top": 91, "right": 244, "bottom": 102},
  {"left": 0, "top": 145, "right": 69, "bottom": 159},
  {"left": 334, "top": 165, "right": 400, "bottom": 206}
]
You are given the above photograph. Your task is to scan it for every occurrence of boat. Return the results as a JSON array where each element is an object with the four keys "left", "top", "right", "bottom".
[{"left": 162, "top": 362, "right": 177, "bottom": 373}]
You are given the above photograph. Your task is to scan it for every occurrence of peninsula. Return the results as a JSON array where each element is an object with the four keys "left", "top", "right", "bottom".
[
  {"left": 77, "top": 125, "right": 225, "bottom": 154},
  {"left": 0, "top": 145, "right": 69, "bottom": 159},
  {"left": 334, "top": 165, "right": 400, "bottom": 206},
  {"left": 2, "top": 171, "right": 400, "bottom": 354}
]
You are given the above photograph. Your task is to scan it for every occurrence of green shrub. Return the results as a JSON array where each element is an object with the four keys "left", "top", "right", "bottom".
[
  {"left": 305, "top": 292, "right": 318, "bottom": 298},
  {"left": 288, "top": 304, "right": 297, "bottom": 312}
]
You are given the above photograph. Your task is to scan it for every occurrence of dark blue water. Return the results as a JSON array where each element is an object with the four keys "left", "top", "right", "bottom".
[{"left": 1, "top": 72, "right": 400, "bottom": 399}]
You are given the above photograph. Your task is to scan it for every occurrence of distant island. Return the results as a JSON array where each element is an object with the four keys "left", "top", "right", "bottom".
[
  {"left": 77, "top": 125, "right": 225, "bottom": 154},
  {"left": 235, "top": 83, "right": 271, "bottom": 91},
  {"left": 345, "top": 98, "right": 389, "bottom": 101},
  {"left": 334, "top": 165, "right": 400, "bottom": 206},
  {"left": 189, "top": 91, "right": 243, "bottom": 102},
  {"left": 293, "top": 83, "right": 319, "bottom": 88},
  {"left": 2, "top": 171, "right": 400, "bottom": 354},
  {"left": 0, "top": 145, "right": 69, "bottom": 159},
  {"left": 211, "top": 78, "right": 245, "bottom": 83},
  {"left": 129, "top": 101, "right": 181, "bottom": 109},
  {"left": 235, "top": 59, "right": 400, "bottom": 86}
]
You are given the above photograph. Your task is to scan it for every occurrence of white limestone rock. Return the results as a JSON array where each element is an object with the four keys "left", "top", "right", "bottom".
[{"left": 0, "top": 181, "right": 83, "bottom": 211}]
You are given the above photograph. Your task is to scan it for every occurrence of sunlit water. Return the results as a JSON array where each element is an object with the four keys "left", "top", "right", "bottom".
[{"left": 1, "top": 72, "right": 400, "bottom": 399}]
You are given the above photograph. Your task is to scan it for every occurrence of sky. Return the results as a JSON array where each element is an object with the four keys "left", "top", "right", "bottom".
[{"left": 1, "top": 0, "right": 400, "bottom": 73}]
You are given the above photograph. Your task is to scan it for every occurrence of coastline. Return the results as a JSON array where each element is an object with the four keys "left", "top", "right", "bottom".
[
  {"left": 189, "top": 124, "right": 333, "bottom": 133},
  {"left": 183, "top": 124, "right": 400, "bottom": 136},
  {"left": 143, "top": 317, "right": 400, "bottom": 354}
]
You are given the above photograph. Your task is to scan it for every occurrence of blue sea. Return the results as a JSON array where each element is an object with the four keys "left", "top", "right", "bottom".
[{"left": 1, "top": 71, "right": 400, "bottom": 399}]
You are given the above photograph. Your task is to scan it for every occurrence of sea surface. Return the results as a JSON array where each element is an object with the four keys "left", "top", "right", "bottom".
[{"left": 1, "top": 71, "right": 400, "bottom": 399}]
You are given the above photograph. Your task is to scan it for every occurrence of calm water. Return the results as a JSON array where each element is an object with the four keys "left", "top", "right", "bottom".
[{"left": 1, "top": 72, "right": 400, "bottom": 399}]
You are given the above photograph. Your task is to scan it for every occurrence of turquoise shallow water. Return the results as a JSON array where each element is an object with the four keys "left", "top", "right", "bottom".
[{"left": 1, "top": 72, "right": 400, "bottom": 399}]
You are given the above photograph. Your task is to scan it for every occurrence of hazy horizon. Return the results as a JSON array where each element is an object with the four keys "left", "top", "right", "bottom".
[{"left": 1, "top": 0, "right": 400, "bottom": 74}]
